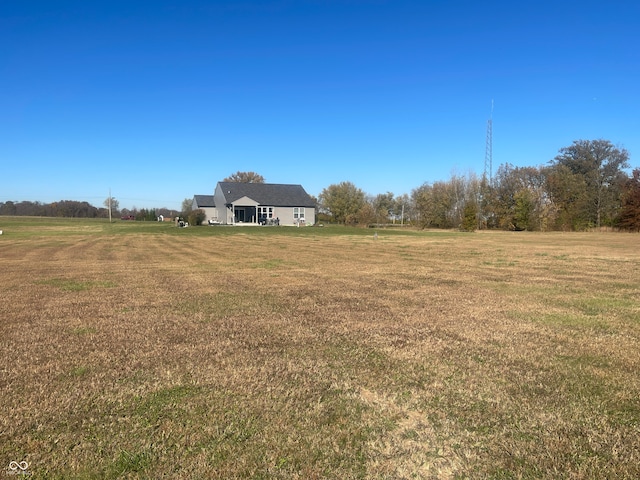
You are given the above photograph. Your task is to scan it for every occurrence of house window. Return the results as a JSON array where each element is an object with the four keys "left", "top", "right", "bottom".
[
  {"left": 258, "top": 207, "right": 274, "bottom": 218},
  {"left": 293, "top": 207, "right": 305, "bottom": 219}
]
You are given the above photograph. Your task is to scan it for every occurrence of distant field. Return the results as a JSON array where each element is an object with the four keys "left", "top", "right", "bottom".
[{"left": 1, "top": 217, "right": 639, "bottom": 478}]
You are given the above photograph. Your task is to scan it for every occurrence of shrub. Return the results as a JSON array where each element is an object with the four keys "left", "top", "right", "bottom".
[
  {"left": 461, "top": 201, "right": 478, "bottom": 232},
  {"left": 187, "top": 209, "right": 206, "bottom": 226}
]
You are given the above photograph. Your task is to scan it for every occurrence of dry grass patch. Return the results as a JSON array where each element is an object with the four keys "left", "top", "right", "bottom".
[{"left": 1, "top": 224, "right": 639, "bottom": 478}]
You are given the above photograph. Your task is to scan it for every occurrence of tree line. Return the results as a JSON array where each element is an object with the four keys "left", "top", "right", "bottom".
[
  {"left": 3, "top": 140, "right": 639, "bottom": 231},
  {"left": 319, "top": 139, "right": 640, "bottom": 231},
  {"left": 0, "top": 200, "right": 105, "bottom": 218},
  {"left": 0, "top": 199, "right": 179, "bottom": 221}
]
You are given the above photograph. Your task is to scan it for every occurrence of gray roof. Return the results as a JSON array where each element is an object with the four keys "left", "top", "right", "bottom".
[
  {"left": 217, "top": 182, "right": 316, "bottom": 207},
  {"left": 193, "top": 195, "right": 215, "bottom": 207}
]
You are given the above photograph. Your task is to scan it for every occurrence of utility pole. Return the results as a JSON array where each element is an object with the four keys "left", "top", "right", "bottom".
[{"left": 108, "top": 188, "right": 112, "bottom": 223}]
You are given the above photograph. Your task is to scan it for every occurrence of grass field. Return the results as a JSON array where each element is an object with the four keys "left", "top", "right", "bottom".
[{"left": 1, "top": 217, "right": 639, "bottom": 479}]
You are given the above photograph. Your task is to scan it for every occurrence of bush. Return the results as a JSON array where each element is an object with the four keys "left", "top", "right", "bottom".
[
  {"left": 187, "top": 209, "right": 206, "bottom": 226},
  {"left": 461, "top": 202, "right": 478, "bottom": 232}
]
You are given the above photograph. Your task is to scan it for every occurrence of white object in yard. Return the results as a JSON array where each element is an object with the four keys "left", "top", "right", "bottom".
[{"left": 0, "top": 230, "right": 3, "bottom": 235}]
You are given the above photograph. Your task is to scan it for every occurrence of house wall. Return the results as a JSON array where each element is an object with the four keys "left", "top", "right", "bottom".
[
  {"left": 200, "top": 207, "right": 218, "bottom": 223},
  {"left": 213, "top": 184, "right": 233, "bottom": 224},
  {"left": 306, "top": 207, "right": 316, "bottom": 226},
  {"left": 274, "top": 206, "right": 315, "bottom": 226}
]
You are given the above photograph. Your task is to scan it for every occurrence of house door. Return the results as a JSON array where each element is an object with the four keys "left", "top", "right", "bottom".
[{"left": 233, "top": 206, "right": 257, "bottom": 223}]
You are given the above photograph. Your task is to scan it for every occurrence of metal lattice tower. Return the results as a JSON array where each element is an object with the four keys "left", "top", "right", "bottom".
[{"left": 483, "top": 100, "right": 493, "bottom": 185}]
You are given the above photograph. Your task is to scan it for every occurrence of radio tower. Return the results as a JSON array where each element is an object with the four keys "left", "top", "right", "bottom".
[{"left": 483, "top": 100, "right": 493, "bottom": 185}]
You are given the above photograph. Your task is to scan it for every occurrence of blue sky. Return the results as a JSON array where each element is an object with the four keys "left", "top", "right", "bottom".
[{"left": 2, "top": 0, "right": 639, "bottom": 210}]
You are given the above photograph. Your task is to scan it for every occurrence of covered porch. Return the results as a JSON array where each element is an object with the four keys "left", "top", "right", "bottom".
[{"left": 228, "top": 196, "right": 275, "bottom": 225}]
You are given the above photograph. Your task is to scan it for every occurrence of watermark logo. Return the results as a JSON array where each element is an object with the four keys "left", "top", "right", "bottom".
[{"left": 6, "top": 462, "right": 30, "bottom": 476}]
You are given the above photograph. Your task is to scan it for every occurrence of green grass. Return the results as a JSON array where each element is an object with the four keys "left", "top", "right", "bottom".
[
  {"left": 71, "top": 326, "right": 98, "bottom": 336},
  {"left": 37, "top": 278, "right": 117, "bottom": 291},
  {"left": 0, "top": 215, "right": 448, "bottom": 238}
]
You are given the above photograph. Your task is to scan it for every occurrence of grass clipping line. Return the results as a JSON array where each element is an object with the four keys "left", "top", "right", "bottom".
[{"left": 1, "top": 223, "right": 639, "bottom": 478}]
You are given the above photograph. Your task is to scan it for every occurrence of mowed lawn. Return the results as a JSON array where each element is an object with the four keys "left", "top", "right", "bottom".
[{"left": 1, "top": 218, "right": 639, "bottom": 479}]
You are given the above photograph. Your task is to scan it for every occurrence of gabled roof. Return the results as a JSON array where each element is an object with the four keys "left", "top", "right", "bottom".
[
  {"left": 217, "top": 182, "right": 316, "bottom": 207},
  {"left": 193, "top": 195, "right": 215, "bottom": 207}
]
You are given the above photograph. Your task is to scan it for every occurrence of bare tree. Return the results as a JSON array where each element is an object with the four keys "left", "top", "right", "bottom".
[
  {"left": 223, "top": 171, "right": 265, "bottom": 183},
  {"left": 181, "top": 198, "right": 194, "bottom": 217},
  {"left": 617, "top": 168, "right": 640, "bottom": 231},
  {"left": 104, "top": 196, "right": 119, "bottom": 221}
]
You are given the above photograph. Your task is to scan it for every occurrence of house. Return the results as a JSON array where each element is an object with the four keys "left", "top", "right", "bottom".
[
  {"left": 191, "top": 195, "right": 218, "bottom": 223},
  {"left": 213, "top": 182, "right": 316, "bottom": 226}
]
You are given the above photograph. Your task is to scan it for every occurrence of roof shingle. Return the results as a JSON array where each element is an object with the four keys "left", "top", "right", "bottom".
[
  {"left": 218, "top": 182, "right": 315, "bottom": 207},
  {"left": 193, "top": 195, "right": 215, "bottom": 207}
]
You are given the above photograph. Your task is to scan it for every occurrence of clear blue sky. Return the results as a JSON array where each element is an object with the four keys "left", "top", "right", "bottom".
[{"left": 2, "top": 0, "right": 639, "bottom": 210}]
